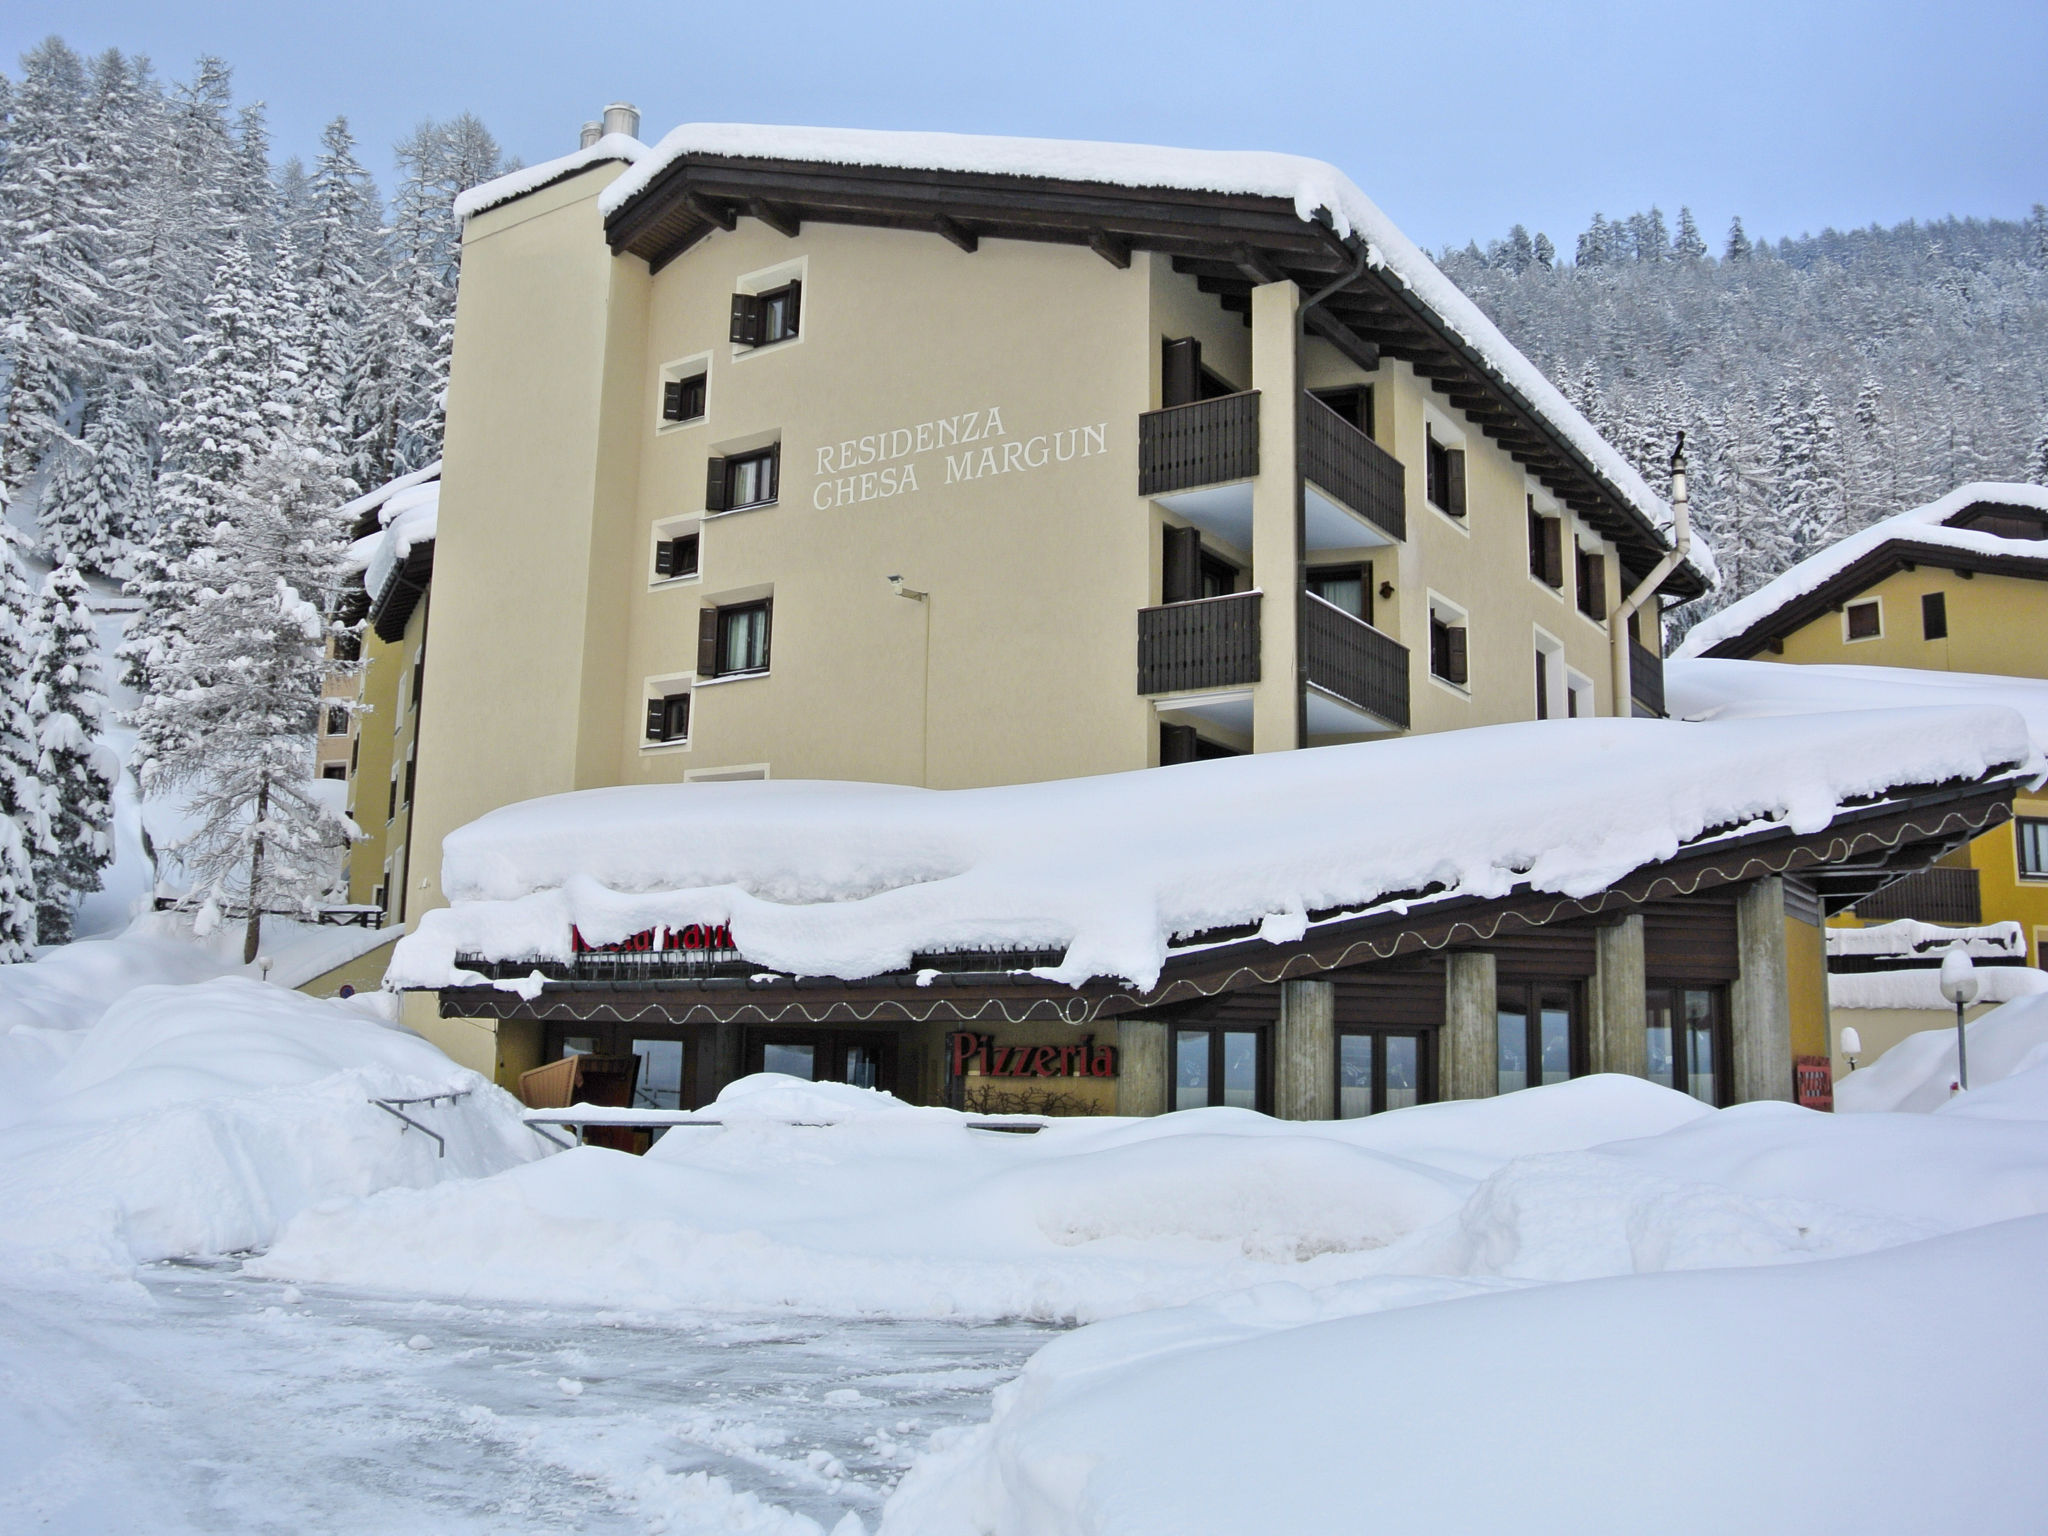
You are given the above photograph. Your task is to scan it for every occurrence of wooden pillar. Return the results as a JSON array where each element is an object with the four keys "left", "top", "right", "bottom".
[
  {"left": 1589, "top": 914, "right": 1648, "bottom": 1077},
  {"left": 1442, "top": 951, "right": 1497, "bottom": 1100},
  {"left": 1732, "top": 877, "right": 1794, "bottom": 1103},
  {"left": 1275, "top": 979, "right": 1335, "bottom": 1120},
  {"left": 696, "top": 1020, "right": 743, "bottom": 1107},
  {"left": 1117, "top": 1017, "right": 1169, "bottom": 1116},
  {"left": 1250, "top": 279, "right": 1301, "bottom": 753}
]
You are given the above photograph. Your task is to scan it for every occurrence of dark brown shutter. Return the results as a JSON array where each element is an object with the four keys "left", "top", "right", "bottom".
[
  {"left": 729, "top": 294, "right": 761, "bottom": 345},
  {"left": 704, "top": 456, "right": 728, "bottom": 512},
  {"left": 1923, "top": 591, "right": 1948, "bottom": 639},
  {"left": 697, "top": 606, "right": 720, "bottom": 676},
  {"left": 1534, "top": 650, "right": 1548, "bottom": 718},
  {"left": 646, "top": 698, "right": 667, "bottom": 740},
  {"left": 1586, "top": 554, "right": 1607, "bottom": 619},
  {"left": 654, "top": 538, "right": 675, "bottom": 578},
  {"left": 758, "top": 597, "right": 772, "bottom": 670},
  {"left": 662, "top": 379, "right": 683, "bottom": 421},
  {"left": 1447, "top": 625, "right": 1468, "bottom": 685},
  {"left": 1162, "top": 525, "right": 1201, "bottom": 604},
  {"left": 766, "top": 442, "right": 781, "bottom": 501},
  {"left": 1543, "top": 518, "right": 1563, "bottom": 587},
  {"left": 1162, "top": 337, "right": 1201, "bottom": 408},
  {"left": 781, "top": 279, "right": 801, "bottom": 335},
  {"left": 1159, "top": 723, "right": 1198, "bottom": 766},
  {"left": 1446, "top": 449, "right": 1466, "bottom": 516}
]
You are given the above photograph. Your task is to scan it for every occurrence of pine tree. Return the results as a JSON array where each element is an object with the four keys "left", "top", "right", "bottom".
[
  {"left": 1532, "top": 232, "right": 1555, "bottom": 270},
  {"left": 25, "top": 564, "right": 113, "bottom": 943},
  {"left": 2028, "top": 414, "right": 2048, "bottom": 486},
  {"left": 0, "top": 512, "right": 44, "bottom": 962},
  {"left": 1576, "top": 213, "right": 1611, "bottom": 268},
  {"left": 130, "top": 422, "right": 354, "bottom": 962},
  {"left": 1725, "top": 216, "right": 1752, "bottom": 262},
  {"left": 1673, "top": 207, "right": 1707, "bottom": 261}
]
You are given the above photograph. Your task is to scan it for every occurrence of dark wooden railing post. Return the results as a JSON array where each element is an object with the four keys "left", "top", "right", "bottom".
[
  {"left": 1299, "top": 393, "right": 1406, "bottom": 542},
  {"left": 1628, "top": 638, "right": 1666, "bottom": 718},
  {"left": 1300, "top": 594, "right": 1410, "bottom": 728}
]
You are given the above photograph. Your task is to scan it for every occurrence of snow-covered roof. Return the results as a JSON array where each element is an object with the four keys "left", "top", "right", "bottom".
[
  {"left": 1830, "top": 965, "right": 2048, "bottom": 1011},
  {"left": 1674, "top": 482, "right": 2048, "bottom": 659},
  {"left": 338, "top": 465, "right": 441, "bottom": 598},
  {"left": 387, "top": 707, "right": 2030, "bottom": 994},
  {"left": 597, "top": 123, "right": 1711, "bottom": 591},
  {"left": 1666, "top": 657, "right": 2048, "bottom": 781},
  {"left": 453, "top": 135, "right": 647, "bottom": 222},
  {"left": 1828, "top": 919, "right": 2026, "bottom": 961},
  {"left": 338, "top": 458, "right": 442, "bottom": 526}
]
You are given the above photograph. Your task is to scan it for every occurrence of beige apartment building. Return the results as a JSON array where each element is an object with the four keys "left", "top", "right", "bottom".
[{"left": 396, "top": 120, "right": 2006, "bottom": 1119}]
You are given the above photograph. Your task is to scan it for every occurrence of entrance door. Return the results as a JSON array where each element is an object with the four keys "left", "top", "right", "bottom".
[
  {"left": 747, "top": 1029, "right": 899, "bottom": 1094},
  {"left": 1335, "top": 1030, "right": 1429, "bottom": 1118},
  {"left": 1645, "top": 986, "right": 1725, "bottom": 1105},
  {"left": 1496, "top": 982, "right": 1580, "bottom": 1095},
  {"left": 1173, "top": 1026, "right": 1266, "bottom": 1111}
]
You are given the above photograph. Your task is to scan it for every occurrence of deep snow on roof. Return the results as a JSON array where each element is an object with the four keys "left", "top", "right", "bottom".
[
  {"left": 593, "top": 122, "right": 1709, "bottom": 591},
  {"left": 388, "top": 708, "right": 2029, "bottom": 994},
  {"left": 339, "top": 466, "right": 441, "bottom": 595},
  {"left": 1674, "top": 482, "right": 2048, "bottom": 659},
  {"left": 453, "top": 134, "right": 646, "bottom": 222}
]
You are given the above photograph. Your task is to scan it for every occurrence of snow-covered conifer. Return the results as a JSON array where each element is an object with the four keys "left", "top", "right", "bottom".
[
  {"left": 25, "top": 564, "right": 114, "bottom": 943},
  {"left": 1532, "top": 232, "right": 1555, "bottom": 270},
  {"left": 1724, "top": 216, "right": 1752, "bottom": 261},
  {"left": 1576, "top": 213, "right": 1610, "bottom": 267},
  {"left": 2028, "top": 416, "right": 2048, "bottom": 487},
  {"left": 0, "top": 514, "right": 44, "bottom": 961},
  {"left": 1673, "top": 207, "right": 1707, "bottom": 261}
]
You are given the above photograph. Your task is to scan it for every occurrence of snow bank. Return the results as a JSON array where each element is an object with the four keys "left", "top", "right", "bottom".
[
  {"left": 1838, "top": 992, "right": 2048, "bottom": 1113},
  {"left": 1668, "top": 655, "right": 2048, "bottom": 775},
  {"left": 253, "top": 1074, "right": 1707, "bottom": 1322},
  {"left": 454, "top": 133, "right": 645, "bottom": 221},
  {"left": 599, "top": 124, "right": 1707, "bottom": 582},
  {"left": 1830, "top": 965, "right": 2048, "bottom": 1011},
  {"left": 879, "top": 1215, "right": 2048, "bottom": 1536},
  {"left": 390, "top": 709, "right": 2030, "bottom": 992},
  {"left": 1674, "top": 481, "right": 2048, "bottom": 658},
  {"left": 0, "top": 977, "right": 541, "bottom": 1275}
]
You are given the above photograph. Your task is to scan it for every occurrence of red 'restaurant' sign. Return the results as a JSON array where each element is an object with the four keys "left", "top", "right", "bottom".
[
  {"left": 947, "top": 1031, "right": 1118, "bottom": 1080},
  {"left": 570, "top": 924, "right": 735, "bottom": 954}
]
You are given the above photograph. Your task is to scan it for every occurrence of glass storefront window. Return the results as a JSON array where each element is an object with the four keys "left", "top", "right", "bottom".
[
  {"left": 1646, "top": 986, "right": 1724, "bottom": 1106},
  {"left": 844, "top": 1044, "right": 880, "bottom": 1090},
  {"left": 1338, "top": 1035, "right": 1374, "bottom": 1119},
  {"left": 1538, "top": 1000, "right": 1571, "bottom": 1086},
  {"left": 1175, "top": 1029, "right": 1211, "bottom": 1111},
  {"left": 1336, "top": 1029, "right": 1427, "bottom": 1117},
  {"left": 1497, "top": 1001, "right": 1529, "bottom": 1095},
  {"left": 1498, "top": 984, "right": 1579, "bottom": 1094},
  {"left": 1222, "top": 1031, "right": 1258, "bottom": 1109},
  {"left": 632, "top": 1038, "right": 684, "bottom": 1110},
  {"left": 1174, "top": 1026, "right": 1267, "bottom": 1111},
  {"left": 763, "top": 1041, "right": 816, "bottom": 1080}
]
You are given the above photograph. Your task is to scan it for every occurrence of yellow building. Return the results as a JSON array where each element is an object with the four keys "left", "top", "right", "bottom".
[{"left": 388, "top": 114, "right": 2019, "bottom": 1117}]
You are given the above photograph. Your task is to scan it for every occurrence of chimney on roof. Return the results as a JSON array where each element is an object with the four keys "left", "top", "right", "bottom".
[
  {"left": 601, "top": 102, "right": 640, "bottom": 140},
  {"left": 579, "top": 121, "right": 603, "bottom": 150}
]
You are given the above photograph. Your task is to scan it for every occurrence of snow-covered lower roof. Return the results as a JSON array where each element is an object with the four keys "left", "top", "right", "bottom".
[
  {"left": 1666, "top": 657, "right": 2048, "bottom": 781},
  {"left": 1830, "top": 965, "right": 2048, "bottom": 1012},
  {"left": 1828, "top": 919, "right": 2026, "bottom": 960},
  {"left": 338, "top": 465, "right": 442, "bottom": 598},
  {"left": 454, "top": 135, "right": 647, "bottom": 222},
  {"left": 596, "top": 123, "right": 1711, "bottom": 592},
  {"left": 1674, "top": 482, "right": 2048, "bottom": 659},
  {"left": 388, "top": 708, "right": 2029, "bottom": 995}
]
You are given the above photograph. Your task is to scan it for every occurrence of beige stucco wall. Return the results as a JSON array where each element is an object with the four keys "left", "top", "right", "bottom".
[{"left": 1770, "top": 564, "right": 2048, "bottom": 677}]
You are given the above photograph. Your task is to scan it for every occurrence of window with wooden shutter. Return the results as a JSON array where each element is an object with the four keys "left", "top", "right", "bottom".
[
  {"left": 1162, "top": 525, "right": 1201, "bottom": 604},
  {"left": 403, "top": 749, "right": 416, "bottom": 806},
  {"left": 653, "top": 532, "right": 699, "bottom": 581},
  {"left": 1922, "top": 591, "right": 1947, "bottom": 640},
  {"left": 717, "top": 600, "right": 772, "bottom": 675},
  {"left": 763, "top": 280, "right": 800, "bottom": 341},
  {"left": 704, "top": 456, "right": 728, "bottom": 513},
  {"left": 1162, "top": 337, "right": 1201, "bottom": 408},
  {"left": 661, "top": 372, "right": 707, "bottom": 424},
  {"left": 644, "top": 692, "right": 691, "bottom": 744},
  {"left": 1576, "top": 547, "right": 1607, "bottom": 620},
  {"left": 1534, "top": 650, "right": 1549, "bottom": 718},
  {"left": 646, "top": 698, "right": 667, "bottom": 740},
  {"left": 1445, "top": 448, "right": 1466, "bottom": 517},
  {"left": 1159, "top": 723, "right": 1198, "bottom": 766},
  {"left": 697, "top": 606, "right": 720, "bottom": 676},
  {"left": 1446, "top": 624, "right": 1468, "bottom": 685},
  {"left": 1430, "top": 611, "right": 1469, "bottom": 686},
  {"left": 654, "top": 539, "right": 675, "bottom": 578},
  {"left": 729, "top": 293, "right": 762, "bottom": 345},
  {"left": 722, "top": 447, "right": 778, "bottom": 509},
  {"left": 1425, "top": 432, "right": 1451, "bottom": 512},
  {"left": 663, "top": 379, "right": 684, "bottom": 421},
  {"left": 1845, "top": 599, "right": 1880, "bottom": 640},
  {"left": 1529, "top": 502, "right": 1564, "bottom": 587}
]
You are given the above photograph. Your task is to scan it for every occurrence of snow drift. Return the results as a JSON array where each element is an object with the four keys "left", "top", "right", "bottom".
[{"left": 389, "top": 708, "right": 2031, "bottom": 992}]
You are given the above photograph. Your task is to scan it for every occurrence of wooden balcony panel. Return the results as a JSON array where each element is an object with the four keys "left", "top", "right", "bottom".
[
  {"left": 1138, "top": 391, "right": 1260, "bottom": 497},
  {"left": 1302, "top": 595, "right": 1410, "bottom": 729},
  {"left": 1629, "top": 638, "right": 1666, "bottom": 718},
  {"left": 1138, "top": 590, "right": 1262, "bottom": 695},
  {"left": 1853, "top": 866, "right": 1983, "bottom": 926},
  {"left": 1301, "top": 394, "right": 1406, "bottom": 542}
]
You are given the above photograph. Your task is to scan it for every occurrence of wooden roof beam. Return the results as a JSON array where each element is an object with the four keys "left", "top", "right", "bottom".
[
  {"left": 683, "top": 192, "right": 737, "bottom": 232},
  {"left": 1303, "top": 308, "right": 1381, "bottom": 372},
  {"left": 1089, "top": 231, "right": 1133, "bottom": 268},
  {"left": 934, "top": 215, "right": 978, "bottom": 253},
  {"left": 751, "top": 200, "right": 801, "bottom": 238}
]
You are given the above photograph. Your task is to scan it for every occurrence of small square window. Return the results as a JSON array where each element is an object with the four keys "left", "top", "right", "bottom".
[
  {"left": 1922, "top": 591, "right": 1947, "bottom": 640},
  {"left": 324, "top": 705, "right": 349, "bottom": 735},
  {"left": 1429, "top": 611, "right": 1468, "bottom": 686},
  {"left": 1845, "top": 600, "right": 1881, "bottom": 641},
  {"left": 1575, "top": 545, "right": 1607, "bottom": 621},
  {"left": 645, "top": 691, "right": 691, "bottom": 744},
  {"left": 321, "top": 763, "right": 347, "bottom": 781},
  {"left": 654, "top": 532, "right": 700, "bottom": 581},
  {"left": 730, "top": 281, "right": 801, "bottom": 347},
  {"left": 706, "top": 448, "right": 779, "bottom": 512},
  {"left": 1308, "top": 563, "right": 1370, "bottom": 623},
  {"left": 1528, "top": 502, "right": 1563, "bottom": 587},
  {"left": 718, "top": 602, "right": 771, "bottom": 675},
  {"left": 1425, "top": 431, "right": 1465, "bottom": 516},
  {"left": 662, "top": 372, "right": 707, "bottom": 423}
]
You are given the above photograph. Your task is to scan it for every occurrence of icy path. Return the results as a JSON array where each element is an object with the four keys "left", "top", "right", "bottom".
[{"left": 1, "top": 1265, "right": 1055, "bottom": 1534}]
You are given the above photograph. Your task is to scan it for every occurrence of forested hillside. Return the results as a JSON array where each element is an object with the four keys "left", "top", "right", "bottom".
[{"left": 1439, "top": 208, "right": 2048, "bottom": 632}]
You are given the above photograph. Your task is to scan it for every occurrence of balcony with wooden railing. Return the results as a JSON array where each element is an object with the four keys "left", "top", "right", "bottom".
[
  {"left": 1137, "top": 590, "right": 1262, "bottom": 695},
  {"left": 1301, "top": 394, "right": 1405, "bottom": 542},
  {"left": 1302, "top": 593, "right": 1410, "bottom": 729},
  {"left": 1852, "top": 866, "right": 1983, "bottom": 925},
  {"left": 1138, "top": 391, "right": 1260, "bottom": 497}
]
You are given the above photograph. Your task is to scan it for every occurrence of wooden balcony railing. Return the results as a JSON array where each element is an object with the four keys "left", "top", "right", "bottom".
[
  {"left": 1853, "top": 866, "right": 1983, "bottom": 925},
  {"left": 1138, "top": 590, "right": 1262, "bottom": 694},
  {"left": 1301, "top": 394, "right": 1405, "bottom": 541},
  {"left": 1629, "top": 638, "right": 1665, "bottom": 718},
  {"left": 1138, "top": 390, "right": 1260, "bottom": 496},
  {"left": 1303, "top": 594, "right": 1410, "bottom": 728}
]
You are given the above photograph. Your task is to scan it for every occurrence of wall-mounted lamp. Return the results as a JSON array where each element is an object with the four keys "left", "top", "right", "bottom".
[
  {"left": 888, "top": 574, "right": 929, "bottom": 602},
  {"left": 1378, "top": 580, "right": 1396, "bottom": 600}
]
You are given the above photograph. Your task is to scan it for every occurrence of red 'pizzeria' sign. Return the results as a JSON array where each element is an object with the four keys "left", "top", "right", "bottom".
[
  {"left": 947, "top": 1031, "right": 1118, "bottom": 1080},
  {"left": 570, "top": 924, "right": 735, "bottom": 954}
]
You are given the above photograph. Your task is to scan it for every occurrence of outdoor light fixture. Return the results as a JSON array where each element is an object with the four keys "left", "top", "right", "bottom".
[
  {"left": 1379, "top": 580, "right": 1396, "bottom": 600},
  {"left": 888, "top": 574, "right": 928, "bottom": 602},
  {"left": 1939, "top": 944, "right": 1980, "bottom": 1091},
  {"left": 1840, "top": 1025, "right": 1862, "bottom": 1072}
]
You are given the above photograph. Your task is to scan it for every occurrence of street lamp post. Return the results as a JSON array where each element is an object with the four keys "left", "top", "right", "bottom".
[{"left": 1938, "top": 944, "right": 1980, "bottom": 1092}]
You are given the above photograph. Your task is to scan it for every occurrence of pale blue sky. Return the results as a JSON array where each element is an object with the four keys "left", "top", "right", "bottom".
[{"left": 6, "top": 0, "right": 2043, "bottom": 252}]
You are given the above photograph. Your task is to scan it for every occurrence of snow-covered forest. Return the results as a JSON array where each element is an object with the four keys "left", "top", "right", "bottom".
[
  {"left": 0, "top": 37, "right": 511, "bottom": 953},
  {"left": 1439, "top": 207, "right": 2048, "bottom": 626}
]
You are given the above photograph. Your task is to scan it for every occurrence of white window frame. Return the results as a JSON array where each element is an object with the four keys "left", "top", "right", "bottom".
[
  {"left": 1533, "top": 626, "right": 1566, "bottom": 720},
  {"left": 655, "top": 351, "right": 712, "bottom": 433},
  {"left": 1565, "top": 667, "right": 1596, "bottom": 720}
]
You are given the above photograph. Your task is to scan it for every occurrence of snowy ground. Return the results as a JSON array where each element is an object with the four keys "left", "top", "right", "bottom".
[{"left": 6, "top": 937, "right": 2048, "bottom": 1532}]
